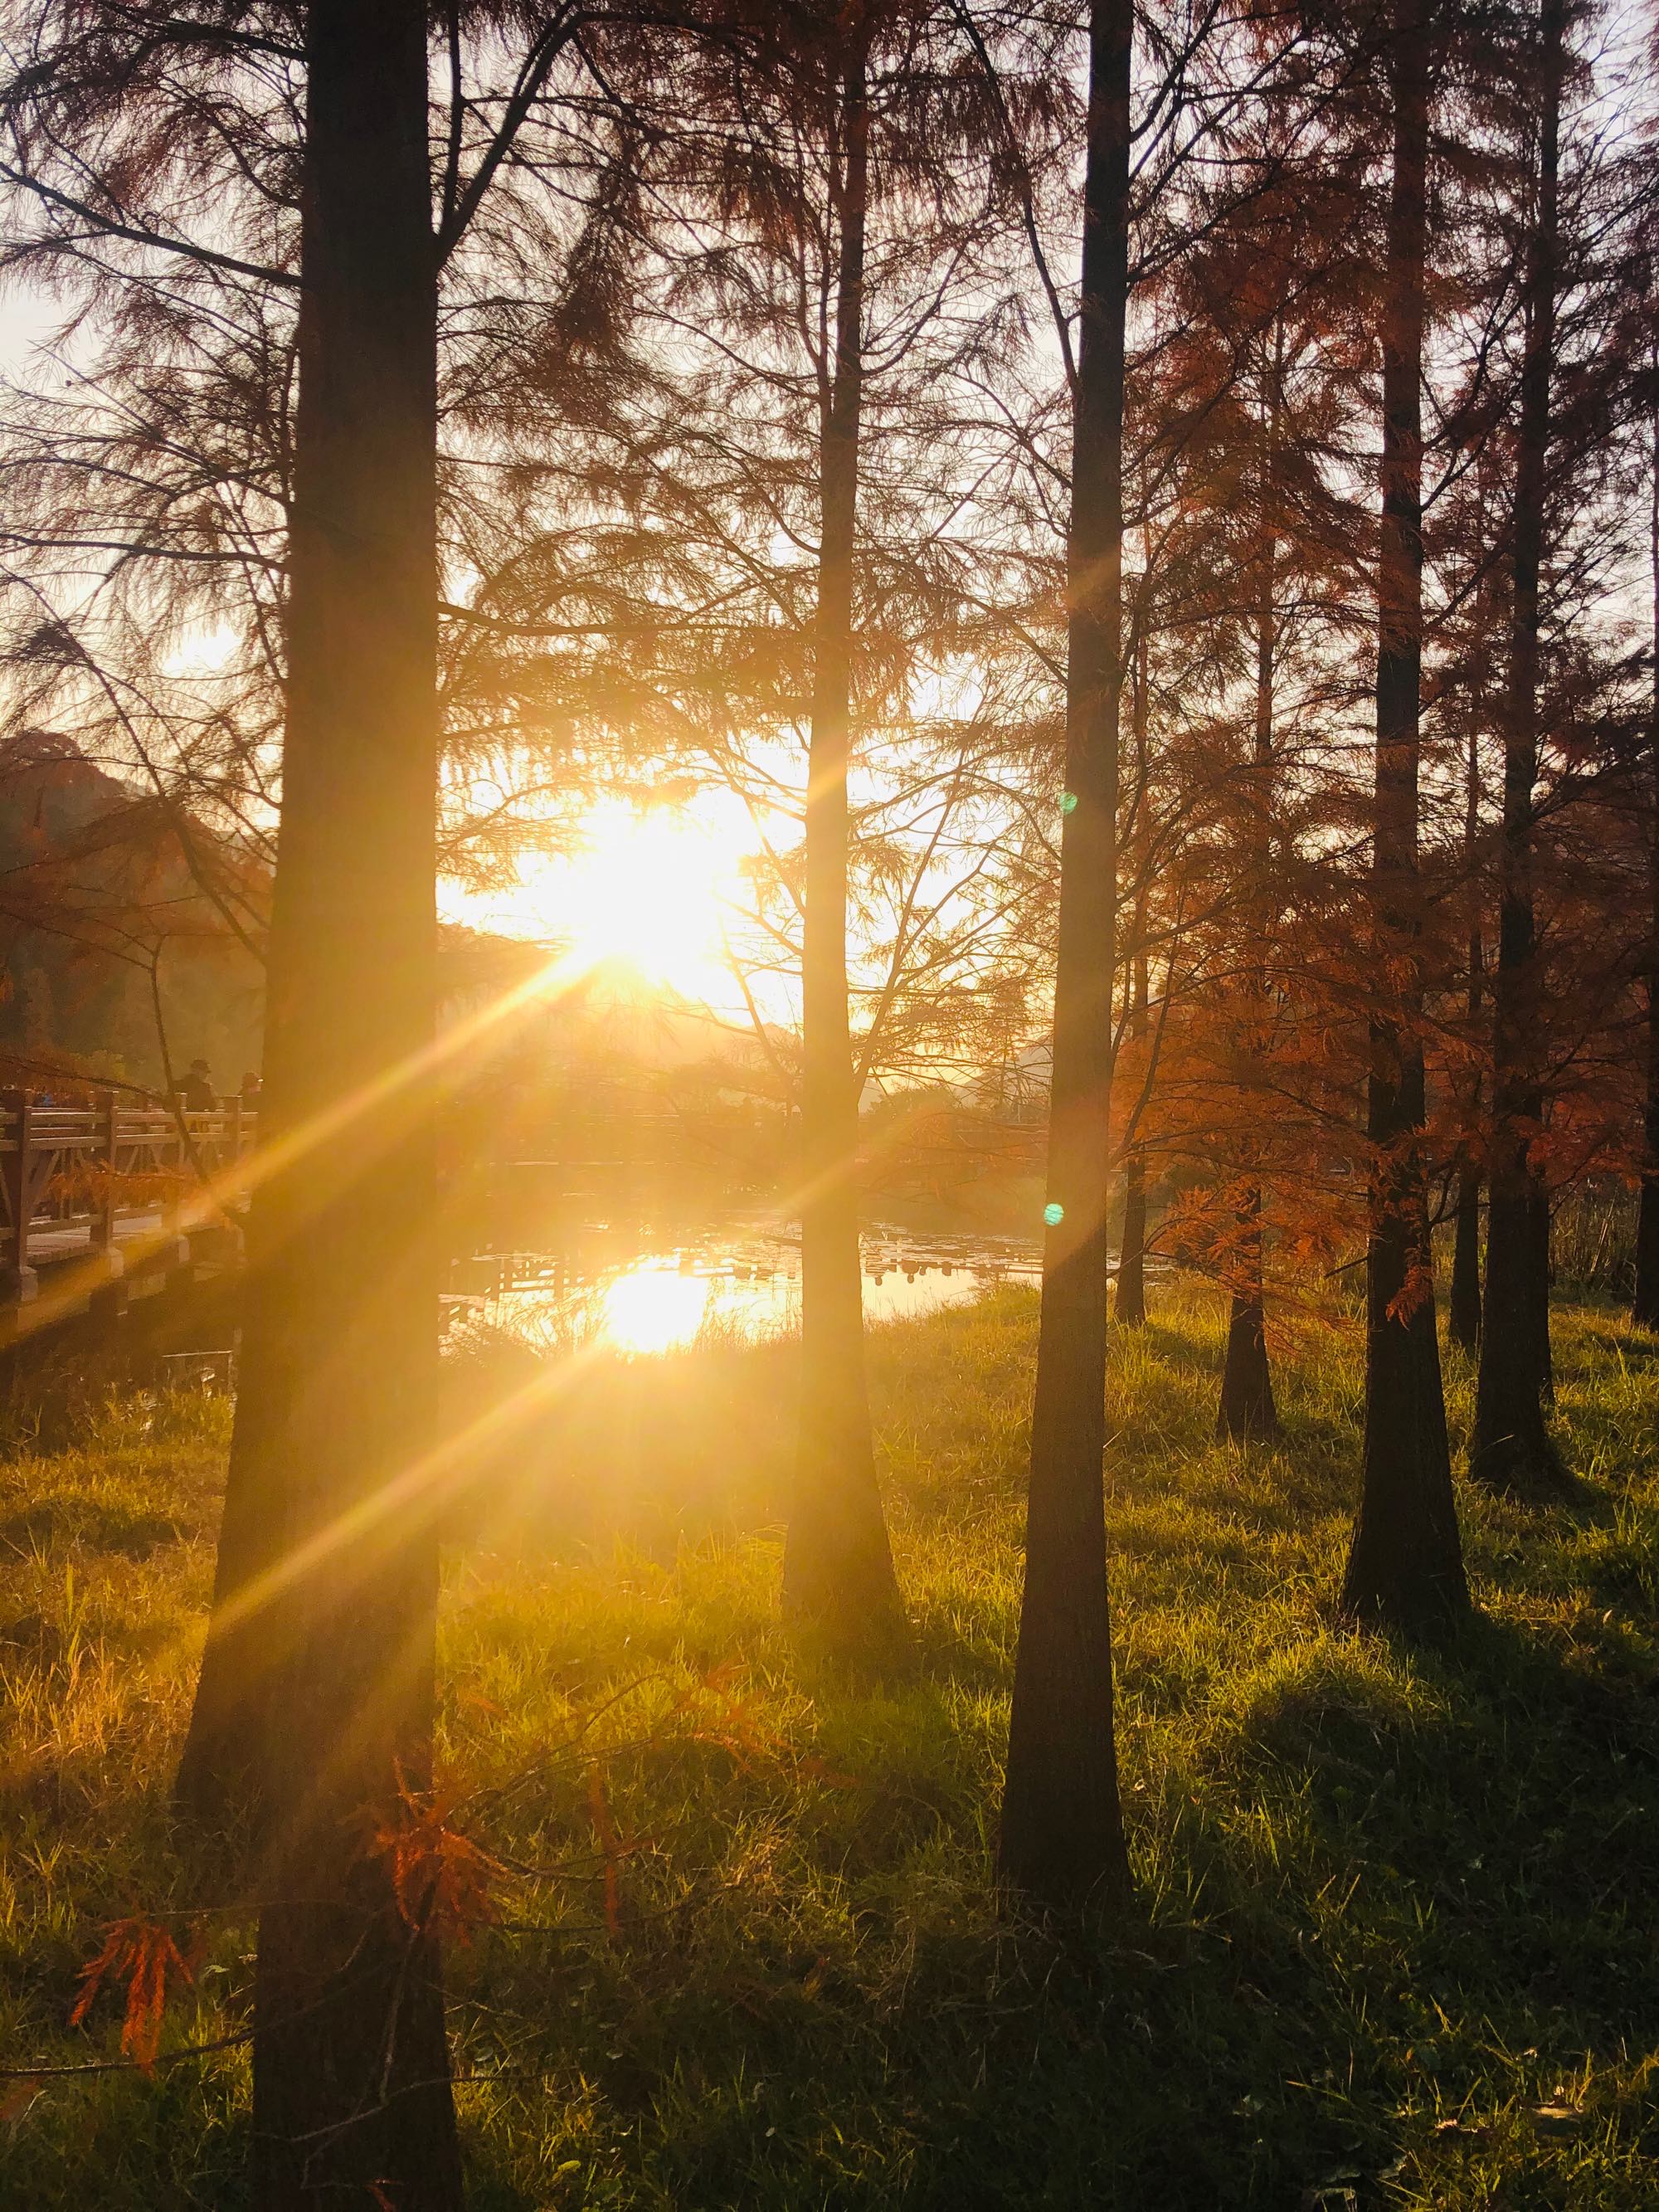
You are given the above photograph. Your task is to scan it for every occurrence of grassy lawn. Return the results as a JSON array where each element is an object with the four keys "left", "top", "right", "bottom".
[{"left": 2, "top": 1282, "right": 1658, "bottom": 2207}]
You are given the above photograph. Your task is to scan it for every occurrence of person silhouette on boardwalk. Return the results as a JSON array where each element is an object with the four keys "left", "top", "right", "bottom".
[{"left": 179, "top": 1059, "right": 215, "bottom": 1114}]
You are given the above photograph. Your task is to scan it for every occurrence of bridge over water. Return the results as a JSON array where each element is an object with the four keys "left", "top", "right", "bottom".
[
  {"left": 1, "top": 1089, "right": 254, "bottom": 1335},
  {"left": 2, "top": 1080, "right": 1059, "bottom": 1350}
]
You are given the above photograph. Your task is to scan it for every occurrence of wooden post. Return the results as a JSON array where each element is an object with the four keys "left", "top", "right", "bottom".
[
  {"left": 85, "top": 1091, "right": 129, "bottom": 1321},
  {"left": 1, "top": 1089, "right": 39, "bottom": 1303},
  {"left": 93, "top": 1092, "right": 120, "bottom": 1259}
]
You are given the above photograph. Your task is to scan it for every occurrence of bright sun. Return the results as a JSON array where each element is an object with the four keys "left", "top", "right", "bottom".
[
  {"left": 460, "top": 792, "right": 759, "bottom": 1006},
  {"left": 562, "top": 802, "right": 737, "bottom": 993}
]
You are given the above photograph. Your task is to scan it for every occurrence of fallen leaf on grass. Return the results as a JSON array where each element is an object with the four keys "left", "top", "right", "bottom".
[
  {"left": 1530, "top": 2104, "right": 1581, "bottom": 2131},
  {"left": 0, "top": 2076, "right": 42, "bottom": 2129}
]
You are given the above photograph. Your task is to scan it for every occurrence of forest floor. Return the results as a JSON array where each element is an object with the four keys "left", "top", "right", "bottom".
[{"left": 2, "top": 1281, "right": 1658, "bottom": 2208}]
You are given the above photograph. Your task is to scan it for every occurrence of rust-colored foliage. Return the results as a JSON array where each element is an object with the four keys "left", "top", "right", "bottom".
[
  {"left": 372, "top": 1778, "right": 502, "bottom": 1948},
  {"left": 45, "top": 1159, "right": 192, "bottom": 1212},
  {"left": 677, "top": 1659, "right": 784, "bottom": 1776},
  {"left": 1384, "top": 1259, "right": 1435, "bottom": 1326},
  {"left": 673, "top": 1663, "right": 859, "bottom": 1790},
  {"left": 69, "top": 1917, "right": 194, "bottom": 2072}
]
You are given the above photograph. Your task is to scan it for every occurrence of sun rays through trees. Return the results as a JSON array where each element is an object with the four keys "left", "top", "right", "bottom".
[{"left": 2, "top": 0, "right": 1659, "bottom": 2202}]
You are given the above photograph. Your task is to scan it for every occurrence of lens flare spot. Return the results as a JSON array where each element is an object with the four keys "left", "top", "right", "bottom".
[
  {"left": 601, "top": 1264, "right": 710, "bottom": 1354},
  {"left": 1044, "top": 1201, "right": 1064, "bottom": 1226}
]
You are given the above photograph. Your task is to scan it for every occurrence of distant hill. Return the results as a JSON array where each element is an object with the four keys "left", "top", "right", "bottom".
[{"left": 0, "top": 730, "right": 265, "bottom": 1094}]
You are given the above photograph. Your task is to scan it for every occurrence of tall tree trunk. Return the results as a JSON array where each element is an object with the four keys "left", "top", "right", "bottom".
[
  {"left": 1633, "top": 396, "right": 1659, "bottom": 1328},
  {"left": 1116, "top": 636, "right": 1151, "bottom": 1330},
  {"left": 1533, "top": 1182, "right": 1554, "bottom": 1402},
  {"left": 1449, "top": 724, "right": 1484, "bottom": 1348},
  {"left": 1116, "top": 948, "right": 1149, "bottom": 1327},
  {"left": 1340, "top": 0, "right": 1468, "bottom": 1629},
  {"left": 1217, "top": 1189, "right": 1277, "bottom": 1441},
  {"left": 177, "top": 5, "right": 462, "bottom": 2201},
  {"left": 781, "top": 46, "right": 903, "bottom": 1639},
  {"left": 998, "top": 0, "right": 1134, "bottom": 1908},
  {"left": 1472, "top": 0, "right": 1569, "bottom": 1495},
  {"left": 1449, "top": 1140, "right": 1483, "bottom": 1350},
  {"left": 1219, "top": 356, "right": 1281, "bottom": 1443}
]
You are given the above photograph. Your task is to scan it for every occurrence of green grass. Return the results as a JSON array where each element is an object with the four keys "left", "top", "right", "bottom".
[{"left": 3, "top": 1283, "right": 1659, "bottom": 2207}]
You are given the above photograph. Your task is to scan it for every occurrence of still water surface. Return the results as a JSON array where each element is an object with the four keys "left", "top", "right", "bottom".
[{"left": 450, "top": 1216, "right": 1045, "bottom": 1357}]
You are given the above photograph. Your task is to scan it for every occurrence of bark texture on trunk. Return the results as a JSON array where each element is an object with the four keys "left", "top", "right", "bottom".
[
  {"left": 1218, "top": 1191, "right": 1277, "bottom": 1442},
  {"left": 1449, "top": 725, "right": 1484, "bottom": 1351},
  {"left": 1472, "top": 0, "right": 1569, "bottom": 1496},
  {"left": 781, "top": 47, "right": 903, "bottom": 1640},
  {"left": 178, "top": 5, "right": 461, "bottom": 2201},
  {"left": 997, "top": 0, "right": 1134, "bottom": 1909},
  {"left": 1116, "top": 1155, "right": 1147, "bottom": 1325},
  {"left": 1533, "top": 1186, "right": 1554, "bottom": 1404},
  {"left": 1219, "top": 376, "right": 1281, "bottom": 1443},
  {"left": 1116, "top": 638, "right": 1152, "bottom": 1330},
  {"left": 1115, "top": 949, "right": 1149, "bottom": 1327},
  {"left": 1340, "top": 0, "right": 1469, "bottom": 1630},
  {"left": 1635, "top": 401, "right": 1659, "bottom": 1329},
  {"left": 1449, "top": 1156, "right": 1482, "bottom": 1348}
]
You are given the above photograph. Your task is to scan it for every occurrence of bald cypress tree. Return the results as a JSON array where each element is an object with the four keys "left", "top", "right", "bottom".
[
  {"left": 1339, "top": 0, "right": 1469, "bottom": 1630},
  {"left": 998, "top": 0, "right": 1135, "bottom": 1908},
  {"left": 783, "top": 21, "right": 905, "bottom": 1640},
  {"left": 181, "top": 4, "right": 462, "bottom": 2197},
  {"left": 1218, "top": 322, "right": 1287, "bottom": 1446},
  {"left": 1637, "top": 389, "right": 1659, "bottom": 1331},
  {"left": 1471, "top": 0, "right": 1572, "bottom": 1496}
]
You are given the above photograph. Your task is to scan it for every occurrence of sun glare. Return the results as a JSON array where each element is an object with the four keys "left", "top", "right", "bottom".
[
  {"left": 601, "top": 1263, "right": 711, "bottom": 1353},
  {"left": 563, "top": 803, "right": 736, "bottom": 993},
  {"left": 476, "top": 795, "right": 757, "bottom": 1005}
]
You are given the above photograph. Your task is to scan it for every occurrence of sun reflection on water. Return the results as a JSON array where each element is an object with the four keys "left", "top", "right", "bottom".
[
  {"left": 601, "top": 1264, "right": 713, "bottom": 1354},
  {"left": 465, "top": 1227, "right": 1054, "bottom": 1361}
]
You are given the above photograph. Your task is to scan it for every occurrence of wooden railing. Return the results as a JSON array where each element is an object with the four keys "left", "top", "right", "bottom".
[{"left": 0, "top": 1088, "right": 257, "bottom": 1303}]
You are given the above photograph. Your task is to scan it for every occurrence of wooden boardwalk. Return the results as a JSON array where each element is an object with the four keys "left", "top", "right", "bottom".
[{"left": 1, "top": 1089, "right": 255, "bottom": 1328}]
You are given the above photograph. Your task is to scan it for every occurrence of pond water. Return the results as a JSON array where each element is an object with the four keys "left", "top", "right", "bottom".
[{"left": 446, "top": 1216, "right": 1046, "bottom": 1358}]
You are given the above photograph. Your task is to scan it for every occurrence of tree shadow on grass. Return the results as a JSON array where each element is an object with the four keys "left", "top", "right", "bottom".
[
  {"left": 1090, "top": 1605, "right": 1659, "bottom": 2205},
  {"left": 454, "top": 1298, "right": 1659, "bottom": 2207},
  {"left": 454, "top": 1578, "right": 1659, "bottom": 2212}
]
